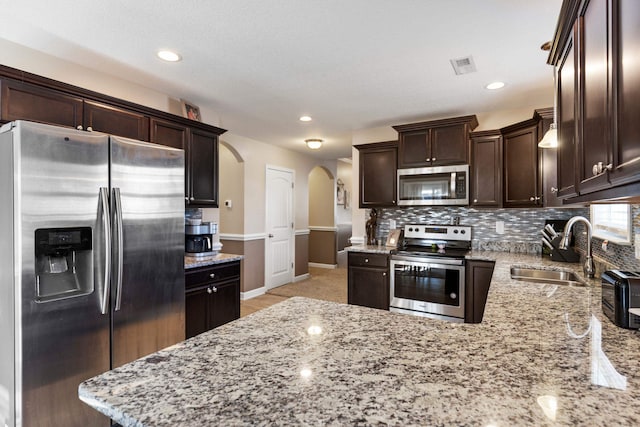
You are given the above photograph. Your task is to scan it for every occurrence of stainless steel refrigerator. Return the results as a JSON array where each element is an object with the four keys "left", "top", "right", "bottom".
[{"left": 0, "top": 120, "right": 186, "bottom": 426}]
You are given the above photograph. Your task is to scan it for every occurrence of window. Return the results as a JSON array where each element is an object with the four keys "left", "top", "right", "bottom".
[{"left": 590, "top": 204, "right": 632, "bottom": 244}]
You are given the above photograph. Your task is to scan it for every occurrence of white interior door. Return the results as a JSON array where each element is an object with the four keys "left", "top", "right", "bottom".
[{"left": 265, "top": 166, "right": 294, "bottom": 289}]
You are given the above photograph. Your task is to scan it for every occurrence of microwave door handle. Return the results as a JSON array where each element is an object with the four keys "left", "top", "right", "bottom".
[{"left": 450, "top": 172, "right": 456, "bottom": 196}]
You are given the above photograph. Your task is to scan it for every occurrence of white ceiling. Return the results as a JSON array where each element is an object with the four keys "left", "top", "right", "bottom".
[{"left": 0, "top": 0, "right": 562, "bottom": 160}]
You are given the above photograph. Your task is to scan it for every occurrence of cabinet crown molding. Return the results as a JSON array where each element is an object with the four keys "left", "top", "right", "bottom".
[{"left": 392, "top": 114, "right": 478, "bottom": 133}]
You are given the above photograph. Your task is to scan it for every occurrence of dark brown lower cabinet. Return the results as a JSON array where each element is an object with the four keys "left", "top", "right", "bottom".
[
  {"left": 464, "top": 260, "right": 496, "bottom": 324},
  {"left": 347, "top": 252, "right": 389, "bottom": 310},
  {"left": 185, "top": 261, "right": 241, "bottom": 338}
]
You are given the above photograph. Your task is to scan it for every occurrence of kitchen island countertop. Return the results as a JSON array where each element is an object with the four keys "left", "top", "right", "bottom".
[{"left": 80, "top": 252, "right": 640, "bottom": 426}]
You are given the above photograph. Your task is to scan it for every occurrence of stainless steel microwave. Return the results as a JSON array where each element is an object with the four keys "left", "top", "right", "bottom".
[{"left": 397, "top": 164, "right": 469, "bottom": 206}]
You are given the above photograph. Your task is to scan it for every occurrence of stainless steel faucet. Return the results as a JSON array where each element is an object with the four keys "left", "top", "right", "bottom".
[{"left": 559, "top": 216, "right": 595, "bottom": 278}]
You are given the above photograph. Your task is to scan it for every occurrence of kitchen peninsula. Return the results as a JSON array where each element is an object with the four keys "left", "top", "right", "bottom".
[{"left": 79, "top": 252, "right": 640, "bottom": 426}]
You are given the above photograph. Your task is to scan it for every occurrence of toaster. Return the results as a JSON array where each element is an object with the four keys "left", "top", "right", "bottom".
[{"left": 601, "top": 270, "right": 640, "bottom": 329}]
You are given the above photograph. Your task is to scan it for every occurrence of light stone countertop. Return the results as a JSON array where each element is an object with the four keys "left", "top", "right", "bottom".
[
  {"left": 184, "top": 252, "right": 243, "bottom": 269},
  {"left": 80, "top": 251, "right": 640, "bottom": 426}
]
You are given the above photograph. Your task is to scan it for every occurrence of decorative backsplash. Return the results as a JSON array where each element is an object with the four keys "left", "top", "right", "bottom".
[{"left": 374, "top": 205, "right": 640, "bottom": 271}]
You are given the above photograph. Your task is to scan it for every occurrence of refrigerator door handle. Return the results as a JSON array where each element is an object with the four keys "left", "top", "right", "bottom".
[
  {"left": 113, "top": 187, "right": 124, "bottom": 311},
  {"left": 99, "top": 187, "right": 111, "bottom": 315}
]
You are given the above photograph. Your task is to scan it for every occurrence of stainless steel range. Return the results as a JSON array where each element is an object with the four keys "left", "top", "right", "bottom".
[{"left": 390, "top": 224, "right": 472, "bottom": 322}]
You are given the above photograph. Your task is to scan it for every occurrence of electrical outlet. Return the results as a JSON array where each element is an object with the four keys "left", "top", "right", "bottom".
[
  {"left": 224, "top": 199, "right": 232, "bottom": 208},
  {"left": 496, "top": 221, "right": 505, "bottom": 234}
]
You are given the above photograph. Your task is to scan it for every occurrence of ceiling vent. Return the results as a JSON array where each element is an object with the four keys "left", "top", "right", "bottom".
[{"left": 450, "top": 55, "right": 477, "bottom": 75}]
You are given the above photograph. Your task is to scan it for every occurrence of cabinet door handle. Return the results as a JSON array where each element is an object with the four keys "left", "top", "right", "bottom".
[
  {"left": 364, "top": 258, "right": 369, "bottom": 263},
  {"left": 209, "top": 273, "right": 216, "bottom": 279},
  {"left": 382, "top": 272, "right": 387, "bottom": 276},
  {"left": 212, "top": 286, "right": 218, "bottom": 293},
  {"left": 207, "top": 287, "right": 213, "bottom": 294},
  {"left": 76, "top": 125, "right": 83, "bottom": 130},
  {"left": 87, "top": 126, "right": 93, "bottom": 132},
  {"left": 529, "top": 196, "right": 541, "bottom": 202},
  {"left": 550, "top": 187, "right": 558, "bottom": 194},
  {"left": 184, "top": 197, "right": 189, "bottom": 201},
  {"left": 432, "top": 157, "right": 436, "bottom": 162},
  {"left": 190, "top": 197, "right": 195, "bottom": 201},
  {"left": 592, "top": 162, "right": 612, "bottom": 176},
  {"left": 473, "top": 199, "right": 478, "bottom": 203}
]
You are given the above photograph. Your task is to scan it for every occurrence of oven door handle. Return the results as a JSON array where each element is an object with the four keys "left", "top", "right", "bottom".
[{"left": 391, "top": 255, "right": 464, "bottom": 266}]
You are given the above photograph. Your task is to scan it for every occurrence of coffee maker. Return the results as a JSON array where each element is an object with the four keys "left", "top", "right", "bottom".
[{"left": 185, "top": 222, "right": 218, "bottom": 257}]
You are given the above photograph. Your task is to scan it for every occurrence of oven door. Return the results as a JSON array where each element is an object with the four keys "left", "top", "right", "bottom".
[{"left": 390, "top": 256, "right": 465, "bottom": 320}]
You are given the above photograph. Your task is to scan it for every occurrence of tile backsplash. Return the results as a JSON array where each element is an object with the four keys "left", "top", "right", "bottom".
[{"left": 374, "top": 205, "right": 640, "bottom": 271}]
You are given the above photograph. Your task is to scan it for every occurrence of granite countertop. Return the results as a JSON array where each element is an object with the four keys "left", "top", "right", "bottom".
[
  {"left": 80, "top": 252, "right": 640, "bottom": 426},
  {"left": 184, "top": 252, "right": 243, "bottom": 269}
]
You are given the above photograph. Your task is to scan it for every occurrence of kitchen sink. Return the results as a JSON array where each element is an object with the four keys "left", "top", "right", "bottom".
[{"left": 510, "top": 267, "right": 586, "bottom": 287}]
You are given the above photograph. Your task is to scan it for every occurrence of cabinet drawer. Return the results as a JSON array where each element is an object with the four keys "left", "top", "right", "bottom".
[
  {"left": 348, "top": 252, "right": 388, "bottom": 268},
  {"left": 185, "top": 261, "right": 240, "bottom": 288}
]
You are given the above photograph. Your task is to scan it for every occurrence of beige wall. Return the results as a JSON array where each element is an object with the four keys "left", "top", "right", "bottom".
[
  {"left": 336, "top": 159, "right": 353, "bottom": 226},
  {"left": 221, "top": 133, "right": 332, "bottom": 235},
  {"left": 308, "top": 166, "right": 335, "bottom": 227},
  {"left": 219, "top": 143, "right": 244, "bottom": 234}
]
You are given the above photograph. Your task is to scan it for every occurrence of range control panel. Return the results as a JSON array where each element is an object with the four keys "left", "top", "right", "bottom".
[{"left": 403, "top": 224, "right": 472, "bottom": 242}]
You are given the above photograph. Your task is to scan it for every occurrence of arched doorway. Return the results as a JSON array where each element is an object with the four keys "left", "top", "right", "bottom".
[{"left": 308, "top": 166, "right": 336, "bottom": 268}]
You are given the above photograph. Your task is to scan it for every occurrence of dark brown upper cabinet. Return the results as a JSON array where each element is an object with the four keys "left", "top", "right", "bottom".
[
  {"left": 84, "top": 100, "right": 150, "bottom": 141},
  {"left": 549, "top": 0, "right": 640, "bottom": 202},
  {"left": 556, "top": 24, "right": 579, "bottom": 199},
  {"left": 355, "top": 141, "right": 397, "bottom": 208},
  {"left": 188, "top": 128, "right": 219, "bottom": 207},
  {"left": 0, "top": 80, "right": 149, "bottom": 141},
  {"left": 609, "top": 0, "right": 640, "bottom": 189},
  {"left": 1, "top": 79, "right": 83, "bottom": 129},
  {"left": 501, "top": 121, "right": 541, "bottom": 208},
  {"left": 470, "top": 130, "right": 502, "bottom": 207},
  {"left": 150, "top": 118, "right": 220, "bottom": 207},
  {"left": 577, "top": 0, "right": 610, "bottom": 194},
  {"left": 0, "top": 64, "right": 226, "bottom": 208},
  {"left": 393, "top": 115, "right": 478, "bottom": 168}
]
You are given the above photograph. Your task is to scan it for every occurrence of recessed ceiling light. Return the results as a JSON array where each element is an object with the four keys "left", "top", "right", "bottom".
[
  {"left": 157, "top": 50, "right": 182, "bottom": 62},
  {"left": 299, "top": 115, "right": 312, "bottom": 122},
  {"left": 305, "top": 138, "right": 323, "bottom": 149},
  {"left": 486, "top": 81, "right": 505, "bottom": 90}
]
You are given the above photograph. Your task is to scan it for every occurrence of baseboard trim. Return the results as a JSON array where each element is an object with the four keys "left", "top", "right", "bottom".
[
  {"left": 309, "top": 262, "right": 338, "bottom": 269},
  {"left": 241, "top": 286, "right": 266, "bottom": 300},
  {"left": 293, "top": 273, "right": 310, "bottom": 282}
]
